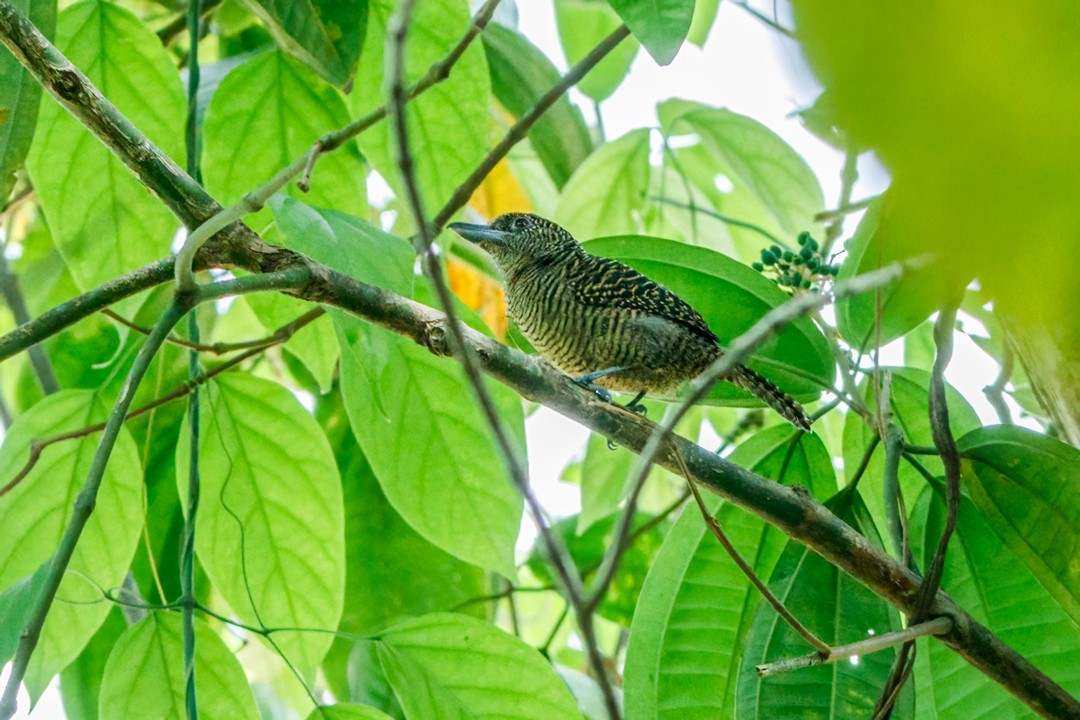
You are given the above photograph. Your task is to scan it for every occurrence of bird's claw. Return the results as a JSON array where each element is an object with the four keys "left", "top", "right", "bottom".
[{"left": 573, "top": 367, "right": 623, "bottom": 404}]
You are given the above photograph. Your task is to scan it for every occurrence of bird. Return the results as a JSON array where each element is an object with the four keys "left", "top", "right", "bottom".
[{"left": 448, "top": 213, "right": 812, "bottom": 431}]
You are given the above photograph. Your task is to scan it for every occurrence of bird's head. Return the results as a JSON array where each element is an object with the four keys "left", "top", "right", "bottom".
[{"left": 449, "top": 213, "right": 584, "bottom": 276}]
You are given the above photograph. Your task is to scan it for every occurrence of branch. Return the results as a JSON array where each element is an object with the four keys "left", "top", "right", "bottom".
[
  {"left": 303, "top": 265, "right": 1079, "bottom": 720},
  {"left": 0, "top": 307, "right": 316, "bottom": 499},
  {"left": 757, "top": 616, "right": 953, "bottom": 678},
  {"left": 430, "top": 23, "right": 631, "bottom": 229},
  {"left": 684, "top": 461, "right": 831, "bottom": 655},
  {"left": 0, "top": 299, "right": 189, "bottom": 719},
  {"left": 0, "top": 244, "right": 58, "bottom": 393}
]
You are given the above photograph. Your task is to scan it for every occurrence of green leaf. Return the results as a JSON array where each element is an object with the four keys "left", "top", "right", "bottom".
[
  {"left": 99, "top": 614, "right": 259, "bottom": 719},
  {"left": 59, "top": 607, "right": 126, "bottom": 720},
  {"left": 957, "top": 425, "right": 1080, "bottom": 627},
  {"left": 306, "top": 704, "right": 396, "bottom": 720},
  {"left": 606, "top": 0, "right": 694, "bottom": 65},
  {"left": 554, "top": 0, "right": 640, "bottom": 101},
  {"left": 202, "top": 51, "right": 366, "bottom": 226},
  {"left": 246, "top": 292, "right": 338, "bottom": 392},
  {"left": 624, "top": 427, "right": 835, "bottom": 718},
  {"left": 659, "top": 100, "right": 826, "bottom": 250},
  {"left": 909, "top": 484, "right": 1080, "bottom": 718},
  {"left": 0, "top": 560, "right": 49, "bottom": 665},
  {"left": 335, "top": 316, "right": 525, "bottom": 579},
  {"left": 176, "top": 374, "right": 345, "bottom": 680},
  {"left": 243, "top": 0, "right": 366, "bottom": 87},
  {"left": 836, "top": 196, "right": 966, "bottom": 348},
  {"left": 482, "top": 23, "right": 593, "bottom": 188},
  {"left": 0, "top": 391, "right": 142, "bottom": 699},
  {"left": 351, "top": 0, "right": 490, "bottom": 215},
  {"left": 271, "top": 197, "right": 415, "bottom": 295},
  {"left": 529, "top": 511, "right": 669, "bottom": 626},
  {"left": 581, "top": 235, "right": 835, "bottom": 403},
  {"left": 377, "top": 613, "right": 581, "bottom": 719},
  {"left": 736, "top": 489, "right": 905, "bottom": 719},
  {"left": 0, "top": 0, "right": 55, "bottom": 203},
  {"left": 331, "top": 414, "right": 486, "bottom": 635},
  {"left": 26, "top": 1, "right": 184, "bottom": 292},
  {"left": 687, "top": 0, "right": 722, "bottom": 47},
  {"left": 555, "top": 128, "right": 651, "bottom": 241}
]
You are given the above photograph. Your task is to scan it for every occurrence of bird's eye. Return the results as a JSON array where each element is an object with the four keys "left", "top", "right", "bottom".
[{"left": 511, "top": 217, "right": 529, "bottom": 231}]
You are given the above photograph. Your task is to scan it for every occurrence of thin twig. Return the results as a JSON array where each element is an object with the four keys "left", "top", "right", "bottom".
[
  {"left": 814, "top": 196, "right": 876, "bottom": 224},
  {"left": 157, "top": 0, "right": 222, "bottom": 46},
  {"left": 846, "top": 434, "right": 881, "bottom": 491},
  {"left": 181, "top": 3, "right": 204, "bottom": 715},
  {"left": 679, "top": 450, "right": 832, "bottom": 655},
  {"left": 102, "top": 307, "right": 326, "bottom": 354},
  {"left": 983, "top": 343, "right": 1014, "bottom": 424},
  {"left": 874, "top": 303, "right": 962, "bottom": 717},
  {"left": 0, "top": 240, "right": 59, "bottom": 394},
  {"left": 729, "top": 0, "right": 796, "bottom": 39},
  {"left": 0, "top": 291, "right": 317, "bottom": 498},
  {"left": 756, "top": 616, "right": 952, "bottom": 677},
  {"left": 820, "top": 150, "right": 860, "bottom": 257},
  {"left": 430, "top": 24, "right": 632, "bottom": 229},
  {"left": 649, "top": 195, "right": 785, "bottom": 246},
  {"left": 0, "top": 299, "right": 190, "bottom": 719},
  {"left": 171, "top": 0, "right": 504, "bottom": 292},
  {"left": 298, "top": 0, "right": 503, "bottom": 191}
]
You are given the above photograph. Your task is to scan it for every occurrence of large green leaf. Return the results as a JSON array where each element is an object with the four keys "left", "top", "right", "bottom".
[
  {"left": 482, "top": 23, "right": 593, "bottom": 189},
  {"left": 0, "top": 0, "right": 55, "bottom": 203},
  {"left": 246, "top": 291, "right": 338, "bottom": 392},
  {"left": 687, "top": 0, "right": 722, "bottom": 47},
  {"left": 271, "top": 198, "right": 525, "bottom": 579},
  {"left": 957, "top": 426, "right": 1080, "bottom": 627},
  {"left": 606, "top": 0, "right": 693, "bottom": 65},
  {"left": 0, "top": 560, "right": 49, "bottom": 666},
  {"left": 555, "top": 128, "right": 651, "bottom": 241},
  {"left": 243, "top": 0, "right": 366, "bottom": 87},
  {"left": 836, "top": 195, "right": 966, "bottom": 348},
  {"left": 581, "top": 235, "right": 834, "bottom": 402},
  {"left": 736, "top": 489, "right": 906, "bottom": 719},
  {"left": 335, "top": 315, "right": 525, "bottom": 579},
  {"left": 306, "top": 704, "right": 396, "bottom": 720},
  {"left": 909, "top": 485, "right": 1080, "bottom": 718},
  {"left": 0, "top": 391, "right": 142, "bottom": 699},
  {"left": 176, "top": 374, "right": 345, "bottom": 681},
  {"left": 624, "top": 427, "right": 835, "bottom": 718},
  {"left": 26, "top": 1, "right": 184, "bottom": 292},
  {"left": 554, "top": 0, "right": 640, "bottom": 101},
  {"left": 99, "top": 614, "right": 258, "bottom": 719},
  {"left": 377, "top": 613, "right": 580, "bottom": 719},
  {"left": 202, "top": 51, "right": 366, "bottom": 227},
  {"left": 59, "top": 607, "right": 126, "bottom": 720},
  {"left": 327, "top": 405, "right": 486, "bottom": 636},
  {"left": 659, "top": 100, "right": 825, "bottom": 253},
  {"left": 351, "top": 0, "right": 489, "bottom": 216}
]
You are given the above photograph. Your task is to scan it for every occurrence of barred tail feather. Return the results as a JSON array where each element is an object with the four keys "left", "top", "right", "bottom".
[{"left": 731, "top": 365, "right": 813, "bottom": 432}]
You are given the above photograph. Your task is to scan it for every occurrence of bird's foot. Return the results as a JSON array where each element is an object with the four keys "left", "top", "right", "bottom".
[
  {"left": 573, "top": 367, "right": 625, "bottom": 404},
  {"left": 606, "top": 391, "right": 648, "bottom": 450}
]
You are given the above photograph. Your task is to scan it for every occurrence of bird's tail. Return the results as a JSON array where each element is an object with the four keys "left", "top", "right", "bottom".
[{"left": 730, "top": 364, "right": 813, "bottom": 432}]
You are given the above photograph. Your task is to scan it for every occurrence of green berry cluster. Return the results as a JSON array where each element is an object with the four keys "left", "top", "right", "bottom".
[{"left": 751, "top": 232, "right": 840, "bottom": 291}]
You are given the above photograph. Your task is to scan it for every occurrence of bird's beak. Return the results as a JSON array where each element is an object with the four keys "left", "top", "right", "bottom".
[{"left": 448, "top": 222, "right": 509, "bottom": 246}]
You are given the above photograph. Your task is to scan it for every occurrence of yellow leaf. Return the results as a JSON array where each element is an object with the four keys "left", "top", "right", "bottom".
[
  {"left": 448, "top": 259, "right": 507, "bottom": 340},
  {"left": 468, "top": 157, "right": 532, "bottom": 219}
]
